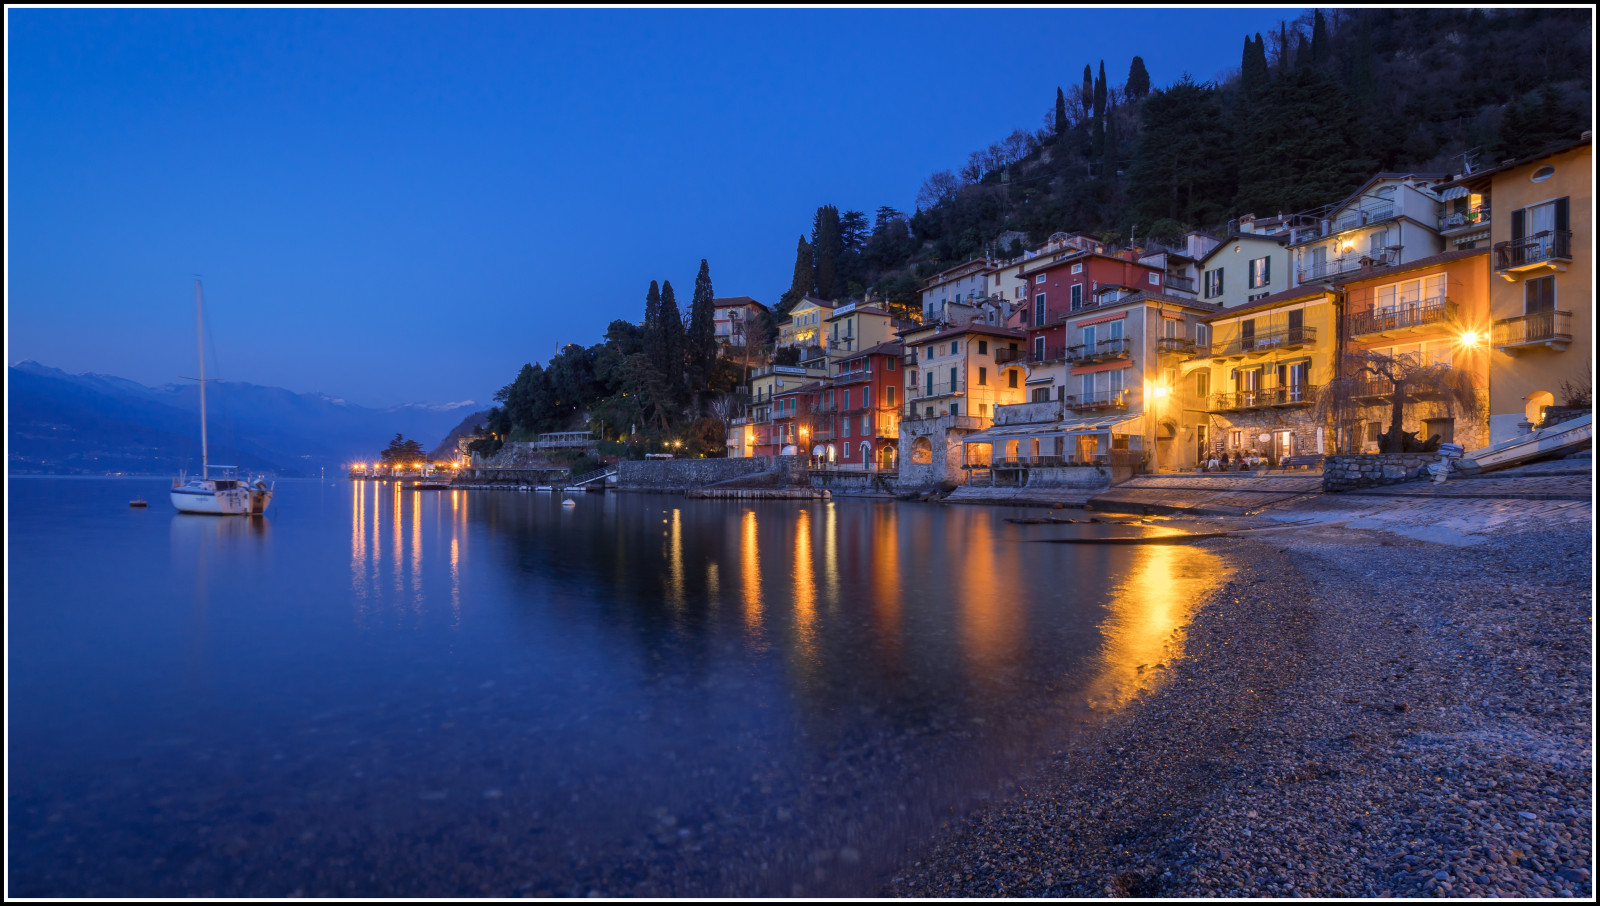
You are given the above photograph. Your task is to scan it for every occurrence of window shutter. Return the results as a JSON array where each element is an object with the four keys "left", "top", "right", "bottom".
[
  {"left": 1511, "top": 209, "right": 1525, "bottom": 241},
  {"left": 1263, "top": 256, "right": 1270, "bottom": 285},
  {"left": 1555, "top": 197, "right": 1570, "bottom": 232}
]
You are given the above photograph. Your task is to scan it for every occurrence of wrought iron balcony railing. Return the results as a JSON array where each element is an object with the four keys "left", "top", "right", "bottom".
[
  {"left": 1492, "top": 310, "right": 1573, "bottom": 350},
  {"left": 1064, "top": 390, "right": 1131, "bottom": 411},
  {"left": 1297, "top": 248, "right": 1398, "bottom": 283},
  {"left": 1156, "top": 336, "right": 1197, "bottom": 355},
  {"left": 1494, "top": 231, "right": 1573, "bottom": 272},
  {"left": 1210, "top": 385, "right": 1320, "bottom": 410},
  {"left": 1206, "top": 326, "right": 1317, "bottom": 358},
  {"left": 1349, "top": 297, "right": 1456, "bottom": 337},
  {"left": 993, "top": 346, "right": 1027, "bottom": 365}
]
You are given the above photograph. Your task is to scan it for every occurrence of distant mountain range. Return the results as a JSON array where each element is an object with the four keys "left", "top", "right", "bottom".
[{"left": 7, "top": 361, "right": 481, "bottom": 477}]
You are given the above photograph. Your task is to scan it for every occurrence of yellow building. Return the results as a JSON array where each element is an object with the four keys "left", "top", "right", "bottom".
[
  {"left": 776, "top": 296, "right": 835, "bottom": 355},
  {"left": 824, "top": 303, "right": 904, "bottom": 364},
  {"left": 1192, "top": 286, "right": 1340, "bottom": 463},
  {"left": 1446, "top": 135, "right": 1592, "bottom": 442}
]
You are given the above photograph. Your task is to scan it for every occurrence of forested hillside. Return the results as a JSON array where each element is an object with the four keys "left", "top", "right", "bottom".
[{"left": 779, "top": 7, "right": 1591, "bottom": 315}]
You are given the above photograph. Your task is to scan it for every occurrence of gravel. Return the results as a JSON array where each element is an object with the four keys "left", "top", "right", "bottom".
[{"left": 887, "top": 519, "right": 1593, "bottom": 897}]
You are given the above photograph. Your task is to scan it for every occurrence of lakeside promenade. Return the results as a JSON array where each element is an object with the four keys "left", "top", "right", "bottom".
[{"left": 888, "top": 469, "right": 1592, "bottom": 897}]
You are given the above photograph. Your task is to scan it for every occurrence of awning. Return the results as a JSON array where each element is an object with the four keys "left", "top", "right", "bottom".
[
  {"left": 1437, "top": 186, "right": 1469, "bottom": 201},
  {"left": 1454, "top": 230, "right": 1489, "bottom": 244}
]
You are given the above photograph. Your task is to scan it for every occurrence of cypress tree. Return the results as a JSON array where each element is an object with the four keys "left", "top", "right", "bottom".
[
  {"left": 1092, "top": 61, "right": 1108, "bottom": 162},
  {"left": 811, "top": 205, "right": 843, "bottom": 301},
  {"left": 644, "top": 280, "right": 661, "bottom": 343},
  {"left": 1294, "top": 33, "right": 1312, "bottom": 73},
  {"left": 687, "top": 258, "right": 716, "bottom": 389},
  {"left": 659, "top": 280, "right": 685, "bottom": 383},
  {"left": 1081, "top": 64, "right": 1093, "bottom": 116},
  {"left": 1312, "top": 10, "right": 1329, "bottom": 68},
  {"left": 1102, "top": 92, "right": 1118, "bottom": 180},
  {"left": 778, "top": 235, "right": 814, "bottom": 314},
  {"left": 1055, "top": 86, "right": 1068, "bottom": 135},
  {"left": 1126, "top": 56, "right": 1150, "bottom": 99}
]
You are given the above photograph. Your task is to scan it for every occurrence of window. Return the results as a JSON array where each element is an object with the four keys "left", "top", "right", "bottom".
[
  {"left": 1032, "top": 387, "right": 1050, "bottom": 402},
  {"left": 1423, "top": 418, "right": 1455, "bottom": 444},
  {"left": 925, "top": 347, "right": 933, "bottom": 361},
  {"left": 887, "top": 357, "right": 896, "bottom": 371},
  {"left": 1148, "top": 272, "right": 1161, "bottom": 285},
  {"left": 1034, "top": 293, "right": 1046, "bottom": 325},
  {"left": 1015, "top": 287, "right": 1023, "bottom": 299},
  {"left": 1230, "top": 429, "right": 1242, "bottom": 449},
  {"left": 978, "top": 340, "right": 988, "bottom": 355},
  {"left": 1249, "top": 256, "right": 1270, "bottom": 288},
  {"left": 863, "top": 387, "right": 872, "bottom": 408},
  {"left": 1196, "top": 324, "right": 1210, "bottom": 347},
  {"left": 1071, "top": 263, "right": 1083, "bottom": 274},
  {"left": 887, "top": 386, "right": 895, "bottom": 406},
  {"left": 1070, "top": 284, "right": 1083, "bottom": 310},
  {"left": 1008, "top": 369, "right": 1019, "bottom": 388},
  {"left": 1195, "top": 371, "right": 1210, "bottom": 397},
  {"left": 1248, "top": 292, "right": 1270, "bottom": 302},
  {"left": 862, "top": 414, "right": 870, "bottom": 432},
  {"left": 978, "top": 367, "right": 988, "bottom": 386},
  {"left": 1035, "top": 274, "right": 1047, "bottom": 284},
  {"left": 1033, "top": 336, "right": 1045, "bottom": 360},
  {"left": 949, "top": 366, "right": 958, "bottom": 388},
  {"left": 1526, "top": 275, "right": 1556, "bottom": 313},
  {"left": 843, "top": 420, "right": 851, "bottom": 438},
  {"left": 950, "top": 403, "right": 959, "bottom": 416},
  {"left": 1205, "top": 269, "right": 1224, "bottom": 298},
  {"left": 980, "top": 403, "right": 988, "bottom": 416},
  {"left": 1531, "top": 165, "right": 1555, "bottom": 183},
  {"left": 1082, "top": 324, "right": 1097, "bottom": 348},
  {"left": 952, "top": 341, "right": 961, "bottom": 355},
  {"left": 842, "top": 389, "right": 851, "bottom": 409}
]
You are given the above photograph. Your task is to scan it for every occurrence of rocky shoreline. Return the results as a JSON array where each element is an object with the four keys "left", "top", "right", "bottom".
[{"left": 887, "top": 518, "right": 1593, "bottom": 897}]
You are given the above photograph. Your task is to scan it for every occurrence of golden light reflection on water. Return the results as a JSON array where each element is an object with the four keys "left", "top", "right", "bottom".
[
  {"left": 822, "top": 503, "right": 840, "bottom": 608},
  {"left": 955, "top": 514, "right": 1021, "bottom": 676},
  {"left": 668, "top": 508, "right": 685, "bottom": 608},
  {"left": 741, "top": 509, "right": 763, "bottom": 634},
  {"left": 410, "top": 490, "right": 423, "bottom": 610},
  {"left": 791, "top": 507, "right": 816, "bottom": 654},
  {"left": 870, "top": 505, "right": 900, "bottom": 636},
  {"left": 351, "top": 480, "right": 367, "bottom": 603},
  {"left": 1082, "top": 542, "right": 1232, "bottom": 711},
  {"left": 391, "top": 482, "right": 403, "bottom": 594}
]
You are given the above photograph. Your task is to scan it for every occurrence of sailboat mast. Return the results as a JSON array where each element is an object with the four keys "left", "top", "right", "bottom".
[{"left": 195, "top": 279, "right": 208, "bottom": 479}]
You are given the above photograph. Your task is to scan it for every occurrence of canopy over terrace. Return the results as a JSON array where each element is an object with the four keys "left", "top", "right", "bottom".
[{"left": 961, "top": 414, "right": 1143, "bottom": 466}]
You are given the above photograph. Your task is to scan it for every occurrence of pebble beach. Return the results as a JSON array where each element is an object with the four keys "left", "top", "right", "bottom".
[{"left": 888, "top": 518, "right": 1593, "bottom": 897}]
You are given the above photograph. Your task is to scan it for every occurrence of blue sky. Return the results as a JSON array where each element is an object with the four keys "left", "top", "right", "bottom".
[{"left": 8, "top": 7, "right": 1301, "bottom": 408}]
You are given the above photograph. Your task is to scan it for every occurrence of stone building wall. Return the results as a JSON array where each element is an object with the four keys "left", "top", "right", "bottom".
[
  {"left": 1322, "top": 453, "right": 1443, "bottom": 492},
  {"left": 898, "top": 416, "right": 980, "bottom": 489},
  {"left": 1208, "top": 406, "right": 1331, "bottom": 462},
  {"left": 617, "top": 457, "right": 774, "bottom": 491},
  {"left": 808, "top": 470, "right": 901, "bottom": 497}
]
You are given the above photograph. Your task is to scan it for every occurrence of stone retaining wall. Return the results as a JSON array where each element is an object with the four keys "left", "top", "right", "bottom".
[
  {"left": 809, "top": 470, "right": 900, "bottom": 497},
  {"left": 617, "top": 455, "right": 810, "bottom": 492},
  {"left": 1024, "top": 465, "right": 1111, "bottom": 490},
  {"left": 1323, "top": 453, "right": 1443, "bottom": 492}
]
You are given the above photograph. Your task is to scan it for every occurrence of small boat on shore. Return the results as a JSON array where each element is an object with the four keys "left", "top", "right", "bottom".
[
  {"left": 535, "top": 485, "right": 554, "bottom": 492},
  {"left": 129, "top": 498, "right": 148, "bottom": 508}
]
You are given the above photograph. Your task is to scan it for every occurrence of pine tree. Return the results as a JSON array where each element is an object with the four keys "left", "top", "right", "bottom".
[
  {"left": 1055, "top": 86, "right": 1068, "bottom": 134},
  {"left": 1126, "top": 56, "right": 1150, "bottom": 99},
  {"left": 811, "top": 205, "right": 844, "bottom": 300},
  {"left": 687, "top": 258, "right": 716, "bottom": 390}
]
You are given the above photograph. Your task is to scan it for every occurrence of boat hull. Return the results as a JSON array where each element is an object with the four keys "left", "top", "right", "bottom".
[{"left": 170, "top": 486, "right": 273, "bottom": 515}]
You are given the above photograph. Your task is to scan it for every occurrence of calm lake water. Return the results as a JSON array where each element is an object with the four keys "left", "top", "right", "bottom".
[{"left": 8, "top": 477, "right": 1226, "bottom": 897}]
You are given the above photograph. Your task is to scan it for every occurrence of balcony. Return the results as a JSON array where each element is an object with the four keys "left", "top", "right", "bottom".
[
  {"left": 1156, "top": 336, "right": 1198, "bottom": 356},
  {"left": 1024, "top": 343, "right": 1069, "bottom": 365},
  {"left": 1438, "top": 206, "right": 1490, "bottom": 234},
  {"left": 1349, "top": 297, "right": 1457, "bottom": 339},
  {"left": 994, "top": 346, "right": 1027, "bottom": 365},
  {"left": 910, "top": 379, "right": 964, "bottom": 400},
  {"left": 901, "top": 405, "right": 986, "bottom": 428},
  {"left": 1067, "top": 337, "right": 1134, "bottom": 365},
  {"left": 1493, "top": 231, "right": 1572, "bottom": 276},
  {"left": 832, "top": 367, "right": 872, "bottom": 384},
  {"left": 1210, "top": 385, "right": 1320, "bottom": 411},
  {"left": 1297, "top": 248, "right": 1398, "bottom": 283},
  {"left": 1332, "top": 205, "right": 1395, "bottom": 233},
  {"left": 1162, "top": 273, "right": 1198, "bottom": 294},
  {"left": 1207, "top": 326, "right": 1317, "bottom": 359},
  {"left": 1064, "top": 390, "right": 1131, "bottom": 412},
  {"left": 1347, "top": 378, "right": 1459, "bottom": 403},
  {"left": 1492, "top": 310, "right": 1573, "bottom": 354}
]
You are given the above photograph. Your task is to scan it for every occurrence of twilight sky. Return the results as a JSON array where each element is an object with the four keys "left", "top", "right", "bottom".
[{"left": 8, "top": 7, "right": 1300, "bottom": 408}]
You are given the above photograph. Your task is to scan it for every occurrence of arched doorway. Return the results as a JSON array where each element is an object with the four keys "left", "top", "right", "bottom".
[
  {"left": 910, "top": 436, "right": 933, "bottom": 465},
  {"left": 859, "top": 441, "right": 872, "bottom": 469},
  {"left": 1525, "top": 390, "right": 1555, "bottom": 427},
  {"left": 879, "top": 444, "right": 897, "bottom": 471}
]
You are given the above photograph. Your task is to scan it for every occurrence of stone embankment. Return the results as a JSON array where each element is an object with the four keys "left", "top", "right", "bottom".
[
  {"left": 618, "top": 455, "right": 814, "bottom": 497},
  {"left": 888, "top": 508, "right": 1592, "bottom": 898},
  {"left": 1322, "top": 453, "right": 1443, "bottom": 492}
]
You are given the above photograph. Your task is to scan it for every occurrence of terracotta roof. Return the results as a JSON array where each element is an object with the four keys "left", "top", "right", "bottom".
[
  {"left": 905, "top": 322, "right": 1025, "bottom": 346},
  {"left": 850, "top": 340, "right": 906, "bottom": 358},
  {"left": 712, "top": 296, "right": 765, "bottom": 309},
  {"left": 1335, "top": 247, "right": 1489, "bottom": 286},
  {"left": 1058, "top": 290, "right": 1221, "bottom": 323},
  {"left": 1195, "top": 231, "right": 1290, "bottom": 265},
  {"left": 1203, "top": 285, "right": 1334, "bottom": 321},
  {"left": 774, "top": 380, "right": 825, "bottom": 397}
]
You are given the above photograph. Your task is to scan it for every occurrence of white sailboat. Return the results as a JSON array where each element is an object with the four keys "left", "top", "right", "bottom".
[{"left": 170, "top": 280, "right": 274, "bottom": 516}]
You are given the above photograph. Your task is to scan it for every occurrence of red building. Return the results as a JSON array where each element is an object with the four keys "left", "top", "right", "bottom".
[
  {"left": 1017, "top": 250, "right": 1167, "bottom": 363},
  {"left": 768, "top": 381, "right": 824, "bottom": 455},
  {"left": 818, "top": 340, "right": 904, "bottom": 470}
]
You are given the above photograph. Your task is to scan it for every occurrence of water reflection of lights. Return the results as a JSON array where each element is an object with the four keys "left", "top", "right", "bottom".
[
  {"left": 823, "top": 502, "right": 840, "bottom": 607},
  {"left": 668, "top": 508, "right": 685, "bottom": 608},
  {"left": 791, "top": 507, "right": 817, "bottom": 654},
  {"left": 870, "top": 504, "right": 901, "bottom": 636},
  {"left": 955, "top": 513, "right": 1020, "bottom": 675},
  {"left": 1083, "top": 543, "right": 1231, "bottom": 711},
  {"left": 741, "top": 509, "right": 763, "bottom": 634}
]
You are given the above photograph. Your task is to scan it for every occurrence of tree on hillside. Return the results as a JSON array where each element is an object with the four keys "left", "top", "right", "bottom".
[
  {"left": 1055, "top": 86, "right": 1068, "bottom": 135},
  {"left": 379, "top": 432, "right": 429, "bottom": 465},
  {"left": 778, "top": 235, "right": 815, "bottom": 313},
  {"left": 916, "top": 169, "right": 962, "bottom": 210},
  {"left": 1496, "top": 83, "right": 1584, "bottom": 159},
  {"left": 643, "top": 280, "right": 662, "bottom": 353},
  {"left": 687, "top": 258, "right": 717, "bottom": 390},
  {"left": 812, "top": 205, "right": 844, "bottom": 300},
  {"left": 657, "top": 280, "right": 685, "bottom": 385},
  {"left": 1235, "top": 61, "right": 1372, "bottom": 216},
  {"left": 1092, "top": 60, "right": 1108, "bottom": 162},
  {"left": 1128, "top": 76, "right": 1235, "bottom": 227},
  {"left": 1311, "top": 9, "right": 1329, "bottom": 67},
  {"left": 1126, "top": 56, "right": 1150, "bottom": 99},
  {"left": 1081, "top": 64, "right": 1093, "bottom": 116}
]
